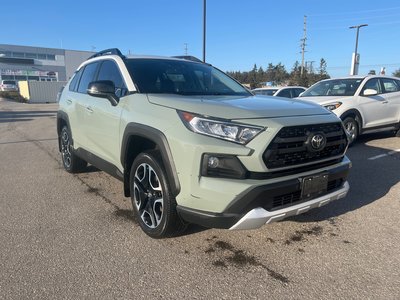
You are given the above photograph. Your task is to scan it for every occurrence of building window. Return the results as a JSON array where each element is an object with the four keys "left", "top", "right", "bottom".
[
  {"left": 26, "top": 53, "right": 38, "bottom": 59},
  {"left": 12, "top": 52, "right": 25, "bottom": 58},
  {"left": 37, "top": 54, "right": 47, "bottom": 60},
  {"left": 46, "top": 54, "right": 56, "bottom": 60}
]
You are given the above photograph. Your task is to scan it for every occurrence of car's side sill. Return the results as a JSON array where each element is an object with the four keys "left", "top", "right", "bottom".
[
  {"left": 75, "top": 148, "right": 124, "bottom": 182},
  {"left": 361, "top": 122, "right": 399, "bottom": 134}
]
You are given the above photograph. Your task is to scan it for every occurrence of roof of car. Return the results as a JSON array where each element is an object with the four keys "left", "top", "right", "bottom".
[
  {"left": 318, "top": 75, "right": 400, "bottom": 81},
  {"left": 252, "top": 86, "right": 305, "bottom": 91}
]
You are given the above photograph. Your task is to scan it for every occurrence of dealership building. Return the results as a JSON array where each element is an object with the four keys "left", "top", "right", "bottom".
[{"left": 0, "top": 44, "right": 94, "bottom": 82}]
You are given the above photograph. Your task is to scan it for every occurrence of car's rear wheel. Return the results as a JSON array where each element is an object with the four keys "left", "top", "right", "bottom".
[
  {"left": 60, "top": 126, "right": 87, "bottom": 173},
  {"left": 130, "top": 151, "right": 186, "bottom": 238},
  {"left": 343, "top": 117, "right": 358, "bottom": 145}
]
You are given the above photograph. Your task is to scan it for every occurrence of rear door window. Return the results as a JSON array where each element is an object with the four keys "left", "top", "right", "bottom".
[
  {"left": 69, "top": 68, "right": 83, "bottom": 92},
  {"left": 380, "top": 78, "right": 399, "bottom": 94}
]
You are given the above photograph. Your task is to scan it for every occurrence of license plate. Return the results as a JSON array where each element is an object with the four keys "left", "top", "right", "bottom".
[{"left": 301, "top": 173, "right": 328, "bottom": 199}]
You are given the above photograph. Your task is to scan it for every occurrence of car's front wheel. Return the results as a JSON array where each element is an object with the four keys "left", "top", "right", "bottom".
[
  {"left": 130, "top": 151, "right": 186, "bottom": 238},
  {"left": 343, "top": 117, "right": 358, "bottom": 145}
]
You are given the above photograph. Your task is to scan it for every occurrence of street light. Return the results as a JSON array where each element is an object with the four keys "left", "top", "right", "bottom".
[
  {"left": 203, "top": 0, "right": 206, "bottom": 62},
  {"left": 349, "top": 24, "right": 368, "bottom": 75}
]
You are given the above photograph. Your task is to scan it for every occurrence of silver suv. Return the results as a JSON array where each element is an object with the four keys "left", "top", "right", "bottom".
[{"left": 57, "top": 49, "right": 351, "bottom": 238}]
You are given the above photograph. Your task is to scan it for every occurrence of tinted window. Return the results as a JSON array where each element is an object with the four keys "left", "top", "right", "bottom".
[
  {"left": 293, "top": 88, "right": 305, "bottom": 97},
  {"left": 276, "top": 89, "right": 291, "bottom": 98},
  {"left": 381, "top": 78, "right": 399, "bottom": 93},
  {"left": 362, "top": 78, "right": 381, "bottom": 94},
  {"left": 126, "top": 59, "right": 250, "bottom": 96},
  {"left": 97, "top": 60, "right": 127, "bottom": 97},
  {"left": 69, "top": 68, "right": 83, "bottom": 92},
  {"left": 3, "top": 80, "right": 16, "bottom": 85},
  {"left": 77, "top": 62, "right": 100, "bottom": 94}
]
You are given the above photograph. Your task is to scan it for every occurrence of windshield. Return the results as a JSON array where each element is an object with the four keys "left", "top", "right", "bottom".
[
  {"left": 125, "top": 59, "right": 251, "bottom": 96},
  {"left": 3, "top": 80, "right": 16, "bottom": 85},
  {"left": 301, "top": 78, "right": 363, "bottom": 97},
  {"left": 253, "top": 89, "right": 277, "bottom": 96}
]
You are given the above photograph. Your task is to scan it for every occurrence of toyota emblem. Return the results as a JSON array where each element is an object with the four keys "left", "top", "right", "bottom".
[{"left": 310, "top": 133, "right": 326, "bottom": 151}]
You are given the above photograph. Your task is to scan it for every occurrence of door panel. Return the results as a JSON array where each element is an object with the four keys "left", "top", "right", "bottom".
[{"left": 358, "top": 78, "right": 392, "bottom": 128}]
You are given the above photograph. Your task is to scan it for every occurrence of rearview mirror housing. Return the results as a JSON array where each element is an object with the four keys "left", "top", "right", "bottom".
[
  {"left": 87, "top": 80, "right": 119, "bottom": 106},
  {"left": 362, "top": 88, "right": 378, "bottom": 97}
]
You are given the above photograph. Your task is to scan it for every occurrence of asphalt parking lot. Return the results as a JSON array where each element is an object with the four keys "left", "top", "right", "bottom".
[{"left": 0, "top": 98, "right": 399, "bottom": 299}]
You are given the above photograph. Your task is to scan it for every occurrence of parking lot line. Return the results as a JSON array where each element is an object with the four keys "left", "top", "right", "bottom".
[{"left": 368, "top": 149, "right": 400, "bottom": 160}]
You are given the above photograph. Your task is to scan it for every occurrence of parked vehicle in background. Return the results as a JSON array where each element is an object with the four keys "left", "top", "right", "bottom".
[
  {"left": 252, "top": 86, "right": 306, "bottom": 98},
  {"left": 57, "top": 49, "right": 351, "bottom": 239},
  {"left": 0, "top": 80, "right": 18, "bottom": 92},
  {"left": 298, "top": 76, "right": 400, "bottom": 144}
]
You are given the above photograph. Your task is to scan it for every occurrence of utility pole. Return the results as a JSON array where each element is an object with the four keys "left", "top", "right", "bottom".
[
  {"left": 349, "top": 24, "right": 368, "bottom": 75},
  {"left": 203, "top": 0, "right": 206, "bottom": 62},
  {"left": 307, "top": 60, "right": 315, "bottom": 73},
  {"left": 184, "top": 43, "right": 188, "bottom": 56},
  {"left": 300, "top": 15, "right": 307, "bottom": 76}
]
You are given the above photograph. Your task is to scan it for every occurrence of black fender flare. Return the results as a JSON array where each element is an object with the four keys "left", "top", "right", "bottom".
[
  {"left": 121, "top": 123, "right": 181, "bottom": 197},
  {"left": 56, "top": 111, "right": 71, "bottom": 152}
]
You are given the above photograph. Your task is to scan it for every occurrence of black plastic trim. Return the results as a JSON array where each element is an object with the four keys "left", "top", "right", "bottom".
[
  {"left": 56, "top": 111, "right": 71, "bottom": 152},
  {"left": 75, "top": 148, "right": 124, "bottom": 181},
  {"left": 176, "top": 206, "right": 241, "bottom": 229},
  {"left": 176, "top": 161, "right": 351, "bottom": 229},
  {"left": 121, "top": 123, "right": 180, "bottom": 197}
]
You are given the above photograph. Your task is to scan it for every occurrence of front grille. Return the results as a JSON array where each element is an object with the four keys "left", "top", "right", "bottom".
[
  {"left": 268, "top": 178, "right": 344, "bottom": 211},
  {"left": 264, "top": 123, "right": 347, "bottom": 169}
]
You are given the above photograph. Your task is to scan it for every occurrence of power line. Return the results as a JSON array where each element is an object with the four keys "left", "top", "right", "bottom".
[
  {"left": 308, "top": 6, "right": 400, "bottom": 17},
  {"left": 309, "top": 12, "right": 400, "bottom": 24}
]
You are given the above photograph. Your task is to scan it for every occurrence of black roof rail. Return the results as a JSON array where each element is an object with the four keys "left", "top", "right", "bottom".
[
  {"left": 172, "top": 55, "right": 203, "bottom": 63},
  {"left": 88, "top": 48, "right": 125, "bottom": 60}
]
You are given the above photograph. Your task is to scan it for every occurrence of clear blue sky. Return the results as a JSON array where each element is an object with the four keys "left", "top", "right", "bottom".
[{"left": 2, "top": 0, "right": 400, "bottom": 77}]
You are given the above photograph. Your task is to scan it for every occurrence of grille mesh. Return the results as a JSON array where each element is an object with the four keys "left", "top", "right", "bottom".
[{"left": 264, "top": 123, "right": 347, "bottom": 169}]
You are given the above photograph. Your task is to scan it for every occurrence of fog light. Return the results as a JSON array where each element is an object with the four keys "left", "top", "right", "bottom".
[
  {"left": 208, "top": 156, "right": 220, "bottom": 168},
  {"left": 201, "top": 154, "right": 247, "bottom": 179}
]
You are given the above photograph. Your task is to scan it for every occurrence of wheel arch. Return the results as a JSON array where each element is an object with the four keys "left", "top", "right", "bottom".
[
  {"left": 57, "top": 111, "right": 71, "bottom": 152},
  {"left": 340, "top": 109, "right": 363, "bottom": 132},
  {"left": 121, "top": 123, "right": 181, "bottom": 198}
]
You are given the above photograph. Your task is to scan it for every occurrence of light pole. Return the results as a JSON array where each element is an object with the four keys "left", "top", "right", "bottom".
[
  {"left": 349, "top": 24, "right": 368, "bottom": 75},
  {"left": 203, "top": 0, "right": 206, "bottom": 62}
]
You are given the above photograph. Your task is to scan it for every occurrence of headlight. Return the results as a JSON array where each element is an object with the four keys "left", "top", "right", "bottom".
[
  {"left": 324, "top": 102, "right": 342, "bottom": 111},
  {"left": 178, "top": 111, "right": 264, "bottom": 144}
]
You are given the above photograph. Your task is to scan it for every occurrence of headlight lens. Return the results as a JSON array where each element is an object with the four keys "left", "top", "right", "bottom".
[
  {"left": 324, "top": 102, "right": 342, "bottom": 111},
  {"left": 178, "top": 111, "right": 264, "bottom": 144}
]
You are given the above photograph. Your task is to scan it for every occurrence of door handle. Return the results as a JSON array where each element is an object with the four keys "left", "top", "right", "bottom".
[
  {"left": 66, "top": 99, "right": 72, "bottom": 105},
  {"left": 86, "top": 106, "right": 94, "bottom": 113},
  {"left": 382, "top": 100, "right": 388, "bottom": 104}
]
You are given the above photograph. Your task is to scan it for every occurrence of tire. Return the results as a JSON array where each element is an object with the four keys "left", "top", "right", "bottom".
[
  {"left": 342, "top": 117, "right": 358, "bottom": 145},
  {"left": 130, "top": 151, "right": 186, "bottom": 238},
  {"left": 60, "top": 126, "right": 87, "bottom": 173}
]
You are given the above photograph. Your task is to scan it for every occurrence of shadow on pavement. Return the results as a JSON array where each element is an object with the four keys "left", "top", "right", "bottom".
[
  {"left": 0, "top": 110, "right": 56, "bottom": 123},
  {"left": 288, "top": 133, "right": 399, "bottom": 223}
]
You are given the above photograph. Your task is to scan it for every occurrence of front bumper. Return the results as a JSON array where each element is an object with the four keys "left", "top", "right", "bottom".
[
  {"left": 229, "top": 181, "right": 349, "bottom": 230},
  {"left": 177, "top": 159, "right": 350, "bottom": 229}
]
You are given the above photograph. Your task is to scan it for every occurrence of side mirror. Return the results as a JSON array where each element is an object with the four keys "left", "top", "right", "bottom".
[
  {"left": 362, "top": 88, "right": 378, "bottom": 97},
  {"left": 87, "top": 80, "right": 118, "bottom": 106}
]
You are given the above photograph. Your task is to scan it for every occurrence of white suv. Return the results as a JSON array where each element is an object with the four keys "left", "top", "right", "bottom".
[{"left": 299, "top": 76, "right": 400, "bottom": 143}]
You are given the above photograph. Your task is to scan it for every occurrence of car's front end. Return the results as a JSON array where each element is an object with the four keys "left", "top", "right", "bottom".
[{"left": 142, "top": 93, "right": 351, "bottom": 230}]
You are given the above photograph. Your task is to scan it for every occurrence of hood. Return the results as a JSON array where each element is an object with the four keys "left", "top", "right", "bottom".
[
  {"left": 147, "top": 94, "right": 330, "bottom": 119},
  {"left": 298, "top": 96, "right": 350, "bottom": 105}
]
